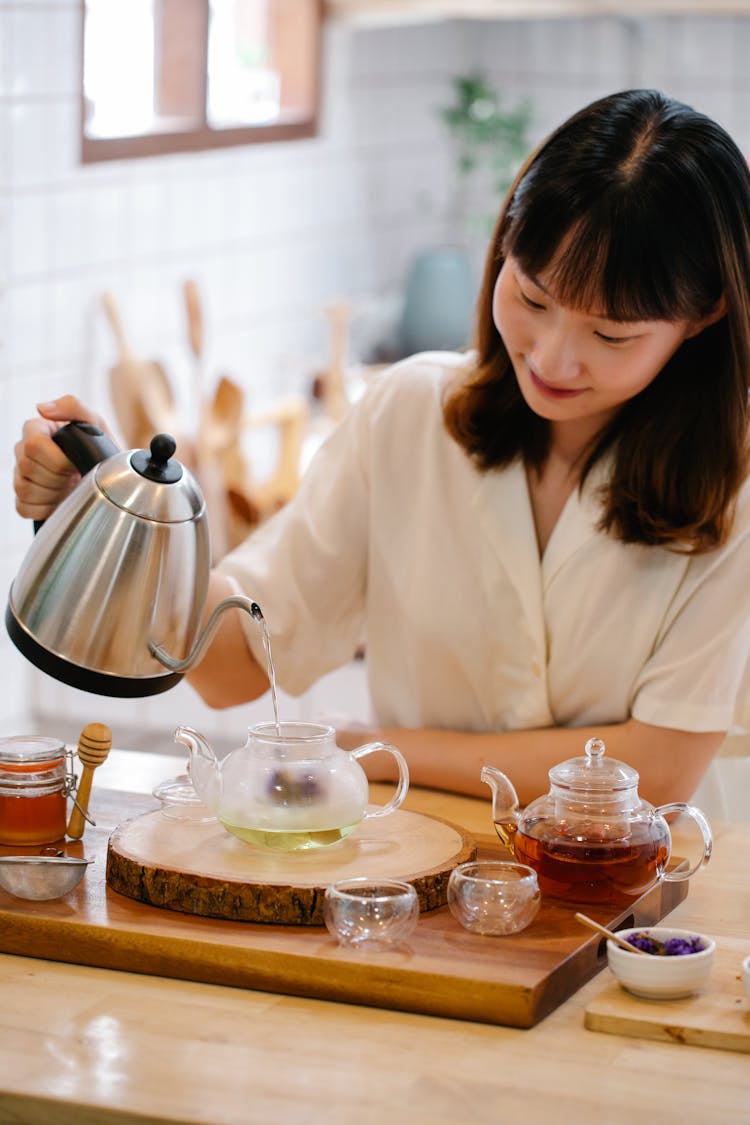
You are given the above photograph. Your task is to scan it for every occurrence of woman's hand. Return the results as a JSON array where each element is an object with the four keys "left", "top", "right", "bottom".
[{"left": 13, "top": 396, "right": 114, "bottom": 522}]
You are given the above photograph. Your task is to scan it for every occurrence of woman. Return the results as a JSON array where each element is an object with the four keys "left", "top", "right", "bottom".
[{"left": 14, "top": 89, "right": 750, "bottom": 805}]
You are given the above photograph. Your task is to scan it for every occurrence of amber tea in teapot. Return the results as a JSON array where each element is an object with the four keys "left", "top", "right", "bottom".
[
  {"left": 503, "top": 817, "right": 670, "bottom": 905},
  {"left": 482, "top": 738, "right": 712, "bottom": 907}
]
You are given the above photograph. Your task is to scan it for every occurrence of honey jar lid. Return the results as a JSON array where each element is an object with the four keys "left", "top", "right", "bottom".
[{"left": 0, "top": 735, "right": 67, "bottom": 765}]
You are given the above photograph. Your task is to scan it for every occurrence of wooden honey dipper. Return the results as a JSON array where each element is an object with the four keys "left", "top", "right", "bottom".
[{"left": 67, "top": 722, "right": 112, "bottom": 839}]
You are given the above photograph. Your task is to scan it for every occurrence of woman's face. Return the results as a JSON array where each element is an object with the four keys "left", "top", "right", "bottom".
[{"left": 493, "top": 255, "right": 708, "bottom": 445}]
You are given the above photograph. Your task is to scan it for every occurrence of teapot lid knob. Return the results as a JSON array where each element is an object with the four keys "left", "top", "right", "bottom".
[
  {"left": 131, "top": 434, "right": 183, "bottom": 484},
  {"left": 584, "top": 737, "right": 606, "bottom": 762}
]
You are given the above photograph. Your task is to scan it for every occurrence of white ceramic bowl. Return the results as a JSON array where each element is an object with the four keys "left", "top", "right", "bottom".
[
  {"left": 607, "top": 926, "right": 716, "bottom": 999},
  {"left": 742, "top": 954, "right": 750, "bottom": 1001}
]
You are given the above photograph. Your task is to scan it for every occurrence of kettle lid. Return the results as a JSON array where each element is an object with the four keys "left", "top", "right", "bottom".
[
  {"left": 548, "top": 737, "right": 639, "bottom": 793},
  {"left": 97, "top": 434, "right": 204, "bottom": 522}
]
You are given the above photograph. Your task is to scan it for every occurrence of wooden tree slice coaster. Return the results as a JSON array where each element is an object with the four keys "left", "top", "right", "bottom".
[{"left": 106, "top": 806, "right": 476, "bottom": 926}]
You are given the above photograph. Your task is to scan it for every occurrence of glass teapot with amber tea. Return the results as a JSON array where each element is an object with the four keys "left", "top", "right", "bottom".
[
  {"left": 481, "top": 738, "right": 713, "bottom": 906},
  {"left": 174, "top": 721, "right": 409, "bottom": 853}
]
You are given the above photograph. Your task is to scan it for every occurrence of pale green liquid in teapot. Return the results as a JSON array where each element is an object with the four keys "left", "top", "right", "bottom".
[{"left": 219, "top": 820, "right": 358, "bottom": 851}]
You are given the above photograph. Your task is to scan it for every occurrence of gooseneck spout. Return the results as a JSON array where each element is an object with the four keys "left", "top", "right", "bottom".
[
  {"left": 150, "top": 594, "right": 263, "bottom": 673},
  {"left": 480, "top": 765, "right": 521, "bottom": 854}
]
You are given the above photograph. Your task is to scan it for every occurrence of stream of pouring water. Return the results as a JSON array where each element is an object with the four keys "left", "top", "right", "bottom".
[
  {"left": 260, "top": 618, "right": 281, "bottom": 734},
  {"left": 259, "top": 615, "right": 321, "bottom": 808},
  {"left": 257, "top": 611, "right": 322, "bottom": 808}
]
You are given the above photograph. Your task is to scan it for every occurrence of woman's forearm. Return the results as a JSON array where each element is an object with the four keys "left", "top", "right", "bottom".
[{"left": 337, "top": 718, "right": 724, "bottom": 807}]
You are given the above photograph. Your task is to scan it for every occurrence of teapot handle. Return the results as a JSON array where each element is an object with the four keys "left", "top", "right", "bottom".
[
  {"left": 351, "top": 742, "right": 409, "bottom": 818},
  {"left": 656, "top": 802, "right": 713, "bottom": 881}
]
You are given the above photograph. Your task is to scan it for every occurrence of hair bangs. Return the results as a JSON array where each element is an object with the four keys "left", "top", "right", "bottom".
[{"left": 504, "top": 192, "right": 712, "bottom": 325}]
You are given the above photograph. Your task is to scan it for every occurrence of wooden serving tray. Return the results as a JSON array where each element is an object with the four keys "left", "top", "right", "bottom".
[
  {"left": 0, "top": 789, "right": 689, "bottom": 1029},
  {"left": 584, "top": 941, "right": 750, "bottom": 1053}
]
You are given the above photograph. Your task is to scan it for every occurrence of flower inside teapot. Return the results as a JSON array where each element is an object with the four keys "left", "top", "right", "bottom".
[
  {"left": 174, "top": 721, "right": 409, "bottom": 853},
  {"left": 481, "top": 737, "right": 712, "bottom": 906}
]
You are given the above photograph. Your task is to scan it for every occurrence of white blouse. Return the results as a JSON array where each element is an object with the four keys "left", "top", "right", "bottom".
[{"left": 218, "top": 352, "right": 750, "bottom": 735}]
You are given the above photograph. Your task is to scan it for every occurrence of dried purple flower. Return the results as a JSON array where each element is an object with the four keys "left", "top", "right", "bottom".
[
  {"left": 627, "top": 933, "right": 662, "bottom": 954},
  {"left": 662, "top": 935, "right": 706, "bottom": 956},
  {"left": 626, "top": 931, "right": 706, "bottom": 956}
]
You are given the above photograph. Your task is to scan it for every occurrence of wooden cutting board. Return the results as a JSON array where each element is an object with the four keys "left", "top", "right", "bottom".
[
  {"left": 584, "top": 941, "right": 750, "bottom": 1053},
  {"left": 0, "top": 789, "right": 689, "bottom": 1029}
]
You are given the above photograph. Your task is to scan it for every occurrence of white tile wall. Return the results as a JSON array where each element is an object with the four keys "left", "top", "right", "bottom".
[{"left": 2, "top": 7, "right": 750, "bottom": 755}]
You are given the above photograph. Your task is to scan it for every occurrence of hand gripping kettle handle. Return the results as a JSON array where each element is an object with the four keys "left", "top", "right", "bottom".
[{"left": 33, "top": 421, "right": 119, "bottom": 533}]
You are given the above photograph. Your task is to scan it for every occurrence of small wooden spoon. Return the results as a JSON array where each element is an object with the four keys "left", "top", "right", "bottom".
[
  {"left": 574, "top": 912, "right": 650, "bottom": 955},
  {"left": 67, "top": 723, "right": 112, "bottom": 839}
]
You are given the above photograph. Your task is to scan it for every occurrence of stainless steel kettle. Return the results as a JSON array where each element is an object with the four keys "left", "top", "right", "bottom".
[{"left": 6, "top": 422, "right": 262, "bottom": 697}]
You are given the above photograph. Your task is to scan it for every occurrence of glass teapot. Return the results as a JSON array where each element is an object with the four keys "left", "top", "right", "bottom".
[
  {"left": 481, "top": 738, "right": 713, "bottom": 906},
  {"left": 174, "top": 721, "right": 409, "bottom": 852}
]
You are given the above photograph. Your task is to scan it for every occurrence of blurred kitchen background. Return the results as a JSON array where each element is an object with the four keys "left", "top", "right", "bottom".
[{"left": 1, "top": 0, "right": 749, "bottom": 814}]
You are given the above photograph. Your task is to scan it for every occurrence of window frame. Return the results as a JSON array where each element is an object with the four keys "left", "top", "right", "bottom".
[{"left": 80, "top": 0, "right": 324, "bottom": 164}]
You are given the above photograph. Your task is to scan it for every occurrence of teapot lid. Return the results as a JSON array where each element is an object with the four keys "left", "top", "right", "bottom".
[
  {"left": 96, "top": 435, "right": 204, "bottom": 522},
  {"left": 548, "top": 738, "right": 639, "bottom": 793}
]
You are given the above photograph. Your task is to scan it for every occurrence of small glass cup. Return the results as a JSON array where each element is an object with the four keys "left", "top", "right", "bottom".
[
  {"left": 448, "top": 861, "right": 540, "bottom": 936},
  {"left": 324, "top": 877, "right": 419, "bottom": 949}
]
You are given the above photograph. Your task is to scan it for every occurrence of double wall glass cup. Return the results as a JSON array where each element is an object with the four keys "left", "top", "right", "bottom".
[
  {"left": 324, "top": 877, "right": 419, "bottom": 949},
  {"left": 448, "top": 861, "right": 540, "bottom": 936}
]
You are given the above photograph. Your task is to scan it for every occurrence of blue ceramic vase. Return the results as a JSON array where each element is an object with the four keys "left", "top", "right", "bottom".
[{"left": 398, "top": 246, "right": 476, "bottom": 354}]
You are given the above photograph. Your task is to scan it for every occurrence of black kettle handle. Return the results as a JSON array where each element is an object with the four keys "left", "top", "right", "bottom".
[{"left": 33, "top": 421, "right": 119, "bottom": 533}]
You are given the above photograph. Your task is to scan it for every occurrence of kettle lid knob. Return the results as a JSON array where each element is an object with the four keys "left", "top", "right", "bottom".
[{"left": 131, "top": 434, "right": 183, "bottom": 483}]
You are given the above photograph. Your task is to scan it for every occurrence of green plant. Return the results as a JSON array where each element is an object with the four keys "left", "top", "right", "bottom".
[{"left": 438, "top": 72, "right": 533, "bottom": 241}]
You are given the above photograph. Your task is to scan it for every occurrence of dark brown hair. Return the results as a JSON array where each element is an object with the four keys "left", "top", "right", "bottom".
[{"left": 443, "top": 89, "right": 750, "bottom": 551}]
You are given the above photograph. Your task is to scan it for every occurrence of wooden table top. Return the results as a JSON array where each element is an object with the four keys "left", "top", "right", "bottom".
[{"left": 1, "top": 749, "right": 748, "bottom": 1125}]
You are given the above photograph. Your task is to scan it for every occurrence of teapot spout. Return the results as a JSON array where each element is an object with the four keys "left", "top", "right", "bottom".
[
  {"left": 174, "top": 724, "right": 221, "bottom": 813},
  {"left": 480, "top": 765, "right": 520, "bottom": 854}
]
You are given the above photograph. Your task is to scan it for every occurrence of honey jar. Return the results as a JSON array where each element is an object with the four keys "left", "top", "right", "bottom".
[{"left": 0, "top": 736, "right": 71, "bottom": 846}]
